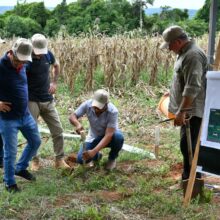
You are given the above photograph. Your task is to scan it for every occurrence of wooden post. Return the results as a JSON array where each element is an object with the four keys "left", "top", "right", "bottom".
[
  {"left": 183, "top": 125, "right": 202, "bottom": 207},
  {"left": 207, "top": 0, "right": 218, "bottom": 70},
  {"left": 213, "top": 37, "right": 220, "bottom": 70}
]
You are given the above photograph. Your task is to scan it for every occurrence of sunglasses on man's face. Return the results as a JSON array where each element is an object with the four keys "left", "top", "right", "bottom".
[
  {"left": 13, "top": 54, "right": 27, "bottom": 64},
  {"left": 14, "top": 57, "right": 26, "bottom": 64},
  {"left": 11, "top": 54, "right": 27, "bottom": 69}
]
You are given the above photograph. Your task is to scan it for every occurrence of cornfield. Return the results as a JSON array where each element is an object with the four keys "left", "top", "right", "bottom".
[
  {"left": 0, "top": 34, "right": 210, "bottom": 93},
  {"left": 51, "top": 35, "right": 175, "bottom": 92}
]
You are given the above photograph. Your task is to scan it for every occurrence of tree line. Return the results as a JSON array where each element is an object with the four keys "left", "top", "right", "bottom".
[{"left": 0, "top": 0, "right": 216, "bottom": 38}]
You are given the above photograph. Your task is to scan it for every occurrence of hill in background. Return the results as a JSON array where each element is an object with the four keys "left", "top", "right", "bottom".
[
  {"left": 0, "top": 6, "right": 198, "bottom": 19},
  {"left": 0, "top": 6, "right": 13, "bottom": 14},
  {"left": 0, "top": 5, "right": 54, "bottom": 13},
  {"left": 145, "top": 8, "right": 198, "bottom": 19},
  {"left": 0, "top": 6, "right": 197, "bottom": 18}
]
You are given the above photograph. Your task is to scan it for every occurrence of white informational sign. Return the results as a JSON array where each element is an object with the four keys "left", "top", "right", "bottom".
[{"left": 201, "top": 71, "right": 220, "bottom": 149}]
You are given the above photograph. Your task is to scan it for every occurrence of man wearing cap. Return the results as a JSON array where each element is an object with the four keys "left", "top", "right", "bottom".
[
  {"left": 160, "top": 25, "right": 207, "bottom": 180},
  {"left": 0, "top": 38, "right": 41, "bottom": 192},
  {"left": 26, "top": 33, "right": 70, "bottom": 170},
  {"left": 0, "top": 32, "right": 5, "bottom": 168},
  {"left": 69, "top": 89, "right": 124, "bottom": 171},
  {"left": 0, "top": 35, "right": 4, "bottom": 168}
]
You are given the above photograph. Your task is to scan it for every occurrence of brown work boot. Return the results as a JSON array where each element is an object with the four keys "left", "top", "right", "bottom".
[
  {"left": 55, "top": 158, "right": 71, "bottom": 169},
  {"left": 31, "top": 158, "right": 40, "bottom": 171},
  {"left": 105, "top": 159, "right": 116, "bottom": 171}
]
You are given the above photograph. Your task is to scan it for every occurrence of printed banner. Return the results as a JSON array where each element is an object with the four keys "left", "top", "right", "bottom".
[{"left": 201, "top": 71, "right": 220, "bottom": 149}]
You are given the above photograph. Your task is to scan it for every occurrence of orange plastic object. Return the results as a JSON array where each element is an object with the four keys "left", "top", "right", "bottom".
[{"left": 158, "top": 95, "right": 175, "bottom": 119}]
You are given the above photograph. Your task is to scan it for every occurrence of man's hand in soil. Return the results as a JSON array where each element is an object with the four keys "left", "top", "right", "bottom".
[{"left": 82, "top": 149, "right": 97, "bottom": 161}]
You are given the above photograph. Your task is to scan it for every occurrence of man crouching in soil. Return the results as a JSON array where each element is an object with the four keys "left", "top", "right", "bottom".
[{"left": 69, "top": 89, "right": 124, "bottom": 171}]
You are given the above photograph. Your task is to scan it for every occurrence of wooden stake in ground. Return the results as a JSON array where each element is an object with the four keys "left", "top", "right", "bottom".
[
  {"left": 185, "top": 119, "right": 193, "bottom": 167},
  {"left": 183, "top": 125, "right": 202, "bottom": 207},
  {"left": 154, "top": 126, "right": 160, "bottom": 159}
]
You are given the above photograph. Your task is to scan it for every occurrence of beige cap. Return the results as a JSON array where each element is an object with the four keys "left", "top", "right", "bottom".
[
  {"left": 92, "top": 89, "right": 109, "bottom": 109},
  {"left": 160, "top": 25, "right": 187, "bottom": 49},
  {"left": 31, "top": 33, "right": 48, "bottom": 55},
  {"left": 12, "top": 38, "right": 32, "bottom": 62}
]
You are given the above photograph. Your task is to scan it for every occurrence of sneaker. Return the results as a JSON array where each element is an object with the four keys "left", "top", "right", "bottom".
[
  {"left": 5, "top": 184, "right": 21, "bottom": 193},
  {"left": 31, "top": 159, "right": 40, "bottom": 171},
  {"left": 15, "top": 170, "right": 36, "bottom": 181},
  {"left": 105, "top": 159, "right": 116, "bottom": 171},
  {"left": 86, "top": 161, "right": 95, "bottom": 167},
  {"left": 55, "top": 158, "right": 71, "bottom": 169}
]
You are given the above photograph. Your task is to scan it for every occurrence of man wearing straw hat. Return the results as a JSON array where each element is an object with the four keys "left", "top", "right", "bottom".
[
  {"left": 160, "top": 25, "right": 208, "bottom": 181},
  {"left": 27, "top": 33, "right": 70, "bottom": 171},
  {"left": 69, "top": 89, "right": 124, "bottom": 171},
  {"left": 0, "top": 38, "right": 41, "bottom": 192}
]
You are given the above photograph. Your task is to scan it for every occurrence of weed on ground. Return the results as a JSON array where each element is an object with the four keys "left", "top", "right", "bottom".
[{"left": 1, "top": 82, "right": 220, "bottom": 220}]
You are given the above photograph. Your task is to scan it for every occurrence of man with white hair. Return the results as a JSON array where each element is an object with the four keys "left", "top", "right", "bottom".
[
  {"left": 160, "top": 25, "right": 208, "bottom": 181},
  {"left": 27, "top": 33, "right": 70, "bottom": 170},
  {"left": 0, "top": 38, "right": 41, "bottom": 192},
  {"left": 69, "top": 89, "right": 124, "bottom": 171}
]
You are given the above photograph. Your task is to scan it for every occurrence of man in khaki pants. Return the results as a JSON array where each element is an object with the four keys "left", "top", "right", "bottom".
[{"left": 27, "top": 34, "right": 69, "bottom": 170}]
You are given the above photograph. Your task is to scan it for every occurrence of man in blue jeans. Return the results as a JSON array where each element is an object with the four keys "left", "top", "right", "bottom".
[
  {"left": 0, "top": 38, "right": 41, "bottom": 192},
  {"left": 69, "top": 89, "right": 124, "bottom": 170}
]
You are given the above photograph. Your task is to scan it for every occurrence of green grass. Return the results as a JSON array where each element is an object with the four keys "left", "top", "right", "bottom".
[{"left": 1, "top": 80, "right": 220, "bottom": 219}]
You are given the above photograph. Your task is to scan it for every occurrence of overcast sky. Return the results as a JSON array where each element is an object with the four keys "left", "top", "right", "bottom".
[{"left": 0, "top": 0, "right": 206, "bottom": 9}]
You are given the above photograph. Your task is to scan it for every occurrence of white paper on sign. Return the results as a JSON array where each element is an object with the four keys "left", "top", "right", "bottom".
[{"left": 201, "top": 71, "right": 220, "bottom": 149}]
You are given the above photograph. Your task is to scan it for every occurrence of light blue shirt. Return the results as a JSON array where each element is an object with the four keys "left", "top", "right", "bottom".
[{"left": 75, "top": 99, "right": 118, "bottom": 142}]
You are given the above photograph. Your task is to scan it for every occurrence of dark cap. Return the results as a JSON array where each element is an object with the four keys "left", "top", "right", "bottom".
[{"left": 160, "top": 25, "right": 187, "bottom": 49}]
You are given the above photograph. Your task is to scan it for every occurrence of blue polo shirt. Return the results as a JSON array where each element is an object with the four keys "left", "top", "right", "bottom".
[
  {"left": 75, "top": 99, "right": 119, "bottom": 142},
  {"left": 0, "top": 53, "right": 29, "bottom": 119}
]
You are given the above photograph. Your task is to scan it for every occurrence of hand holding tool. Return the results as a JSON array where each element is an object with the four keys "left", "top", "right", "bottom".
[{"left": 80, "top": 131, "right": 86, "bottom": 165}]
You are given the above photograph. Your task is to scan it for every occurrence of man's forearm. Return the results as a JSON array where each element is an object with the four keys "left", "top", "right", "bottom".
[
  {"left": 52, "top": 64, "right": 60, "bottom": 83},
  {"left": 174, "top": 96, "right": 194, "bottom": 126},
  {"left": 69, "top": 113, "right": 80, "bottom": 127},
  {"left": 93, "top": 133, "right": 113, "bottom": 153},
  {"left": 178, "top": 96, "right": 194, "bottom": 113}
]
